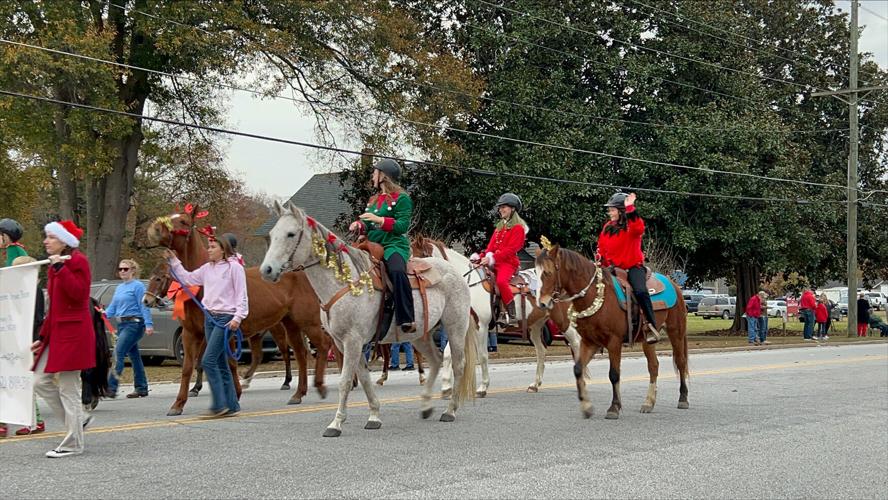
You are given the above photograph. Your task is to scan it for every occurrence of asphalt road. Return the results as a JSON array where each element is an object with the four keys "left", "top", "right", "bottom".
[{"left": 2, "top": 343, "right": 887, "bottom": 499}]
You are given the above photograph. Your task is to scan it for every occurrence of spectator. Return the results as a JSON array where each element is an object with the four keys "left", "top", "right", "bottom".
[
  {"left": 104, "top": 259, "right": 154, "bottom": 399},
  {"left": 823, "top": 295, "right": 836, "bottom": 336},
  {"left": 799, "top": 288, "right": 817, "bottom": 341},
  {"left": 857, "top": 293, "right": 871, "bottom": 337},
  {"left": 815, "top": 295, "right": 829, "bottom": 341},
  {"left": 389, "top": 342, "right": 415, "bottom": 371},
  {"left": 0, "top": 218, "right": 27, "bottom": 266},
  {"left": 32, "top": 220, "right": 95, "bottom": 458},
  {"left": 745, "top": 291, "right": 763, "bottom": 346},
  {"left": 756, "top": 291, "right": 770, "bottom": 345}
]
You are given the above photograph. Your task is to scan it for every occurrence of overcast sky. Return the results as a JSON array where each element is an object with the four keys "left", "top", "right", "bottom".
[{"left": 222, "top": 2, "right": 888, "bottom": 200}]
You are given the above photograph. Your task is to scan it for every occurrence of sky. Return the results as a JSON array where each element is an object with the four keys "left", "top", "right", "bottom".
[{"left": 222, "top": 2, "right": 888, "bottom": 200}]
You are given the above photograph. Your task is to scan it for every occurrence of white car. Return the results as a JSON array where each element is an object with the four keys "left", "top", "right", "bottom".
[
  {"left": 863, "top": 292, "right": 886, "bottom": 311},
  {"left": 766, "top": 300, "right": 788, "bottom": 318}
]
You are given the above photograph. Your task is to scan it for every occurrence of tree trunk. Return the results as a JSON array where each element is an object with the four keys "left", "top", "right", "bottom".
[
  {"left": 732, "top": 261, "right": 761, "bottom": 332},
  {"left": 53, "top": 86, "right": 78, "bottom": 222},
  {"left": 86, "top": 122, "right": 144, "bottom": 279}
]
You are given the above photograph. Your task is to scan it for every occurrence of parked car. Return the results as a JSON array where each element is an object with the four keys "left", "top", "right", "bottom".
[
  {"left": 90, "top": 280, "right": 279, "bottom": 365},
  {"left": 496, "top": 318, "right": 565, "bottom": 346},
  {"left": 696, "top": 296, "right": 736, "bottom": 319},
  {"left": 863, "top": 292, "right": 886, "bottom": 311},
  {"left": 682, "top": 292, "right": 710, "bottom": 313},
  {"left": 766, "top": 300, "right": 787, "bottom": 318}
]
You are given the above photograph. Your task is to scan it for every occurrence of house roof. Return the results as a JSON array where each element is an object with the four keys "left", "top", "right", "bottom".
[{"left": 255, "top": 173, "right": 353, "bottom": 237}]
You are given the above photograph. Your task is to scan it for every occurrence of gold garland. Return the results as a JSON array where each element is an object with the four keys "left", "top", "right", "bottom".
[
  {"left": 311, "top": 232, "right": 372, "bottom": 296},
  {"left": 567, "top": 265, "right": 605, "bottom": 329}
]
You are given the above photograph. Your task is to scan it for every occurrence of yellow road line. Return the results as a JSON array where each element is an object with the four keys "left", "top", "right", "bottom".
[{"left": 3, "top": 354, "right": 885, "bottom": 444}]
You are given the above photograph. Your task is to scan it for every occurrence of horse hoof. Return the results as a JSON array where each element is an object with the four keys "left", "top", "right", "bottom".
[
  {"left": 581, "top": 408, "right": 593, "bottom": 419},
  {"left": 280, "top": 384, "right": 290, "bottom": 390},
  {"left": 421, "top": 408, "right": 434, "bottom": 419},
  {"left": 288, "top": 397, "right": 302, "bottom": 405},
  {"left": 188, "top": 390, "right": 200, "bottom": 397},
  {"left": 677, "top": 401, "right": 690, "bottom": 410},
  {"left": 317, "top": 386, "right": 328, "bottom": 399},
  {"left": 364, "top": 420, "right": 382, "bottom": 430},
  {"left": 476, "top": 390, "right": 487, "bottom": 398},
  {"left": 440, "top": 413, "right": 455, "bottom": 423},
  {"left": 322, "top": 428, "right": 342, "bottom": 438},
  {"left": 605, "top": 411, "right": 620, "bottom": 420},
  {"left": 526, "top": 386, "right": 539, "bottom": 393},
  {"left": 419, "top": 378, "right": 426, "bottom": 386},
  {"left": 376, "top": 380, "right": 385, "bottom": 386},
  {"left": 167, "top": 408, "right": 183, "bottom": 417},
  {"left": 440, "top": 389, "right": 452, "bottom": 400},
  {"left": 640, "top": 405, "right": 653, "bottom": 414}
]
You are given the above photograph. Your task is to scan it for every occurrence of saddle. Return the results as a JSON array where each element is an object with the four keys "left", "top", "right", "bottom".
[{"left": 609, "top": 266, "right": 668, "bottom": 309}]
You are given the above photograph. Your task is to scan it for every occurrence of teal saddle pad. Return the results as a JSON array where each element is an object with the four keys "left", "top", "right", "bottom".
[{"left": 611, "top": 272, "right": 677, "bottom": 309}]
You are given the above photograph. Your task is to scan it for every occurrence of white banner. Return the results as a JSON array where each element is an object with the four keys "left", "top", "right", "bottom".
[{"left": 0, "top": 262, "right": 39, "bottom": 427}]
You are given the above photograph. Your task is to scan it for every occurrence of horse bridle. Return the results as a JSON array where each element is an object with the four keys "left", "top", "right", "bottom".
[
  {"left": 279, "top": 219, "right": 324, "bottom": 274},
  {"left": 545, "top": 251, "right": 597, "bottom": 304}
]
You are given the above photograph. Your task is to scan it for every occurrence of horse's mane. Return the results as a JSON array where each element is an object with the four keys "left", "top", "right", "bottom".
[
  {"left": 556, "top": 247, "right": 595, "bottom": 275},
  {"left": 309, "top": 216, "right": 371, "bottom": 276}
]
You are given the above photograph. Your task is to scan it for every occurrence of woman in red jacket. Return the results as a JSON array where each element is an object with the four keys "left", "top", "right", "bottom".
[
  {"left": 477, "top": 193, "right": 527, "bottom": 325},
  {"left": 597, "top": 192, "right": 659, "bottom": 344},
  {"left": 31, "top": 220, "right": 95, "bottom": 458},
  {"left": 815, "top": 295, "right": 829, "bottom": 341}
]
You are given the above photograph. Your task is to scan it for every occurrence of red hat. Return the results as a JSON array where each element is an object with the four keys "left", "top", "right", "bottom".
[{"left": 45, "top": 220, "right": 83, "bottom": 248}]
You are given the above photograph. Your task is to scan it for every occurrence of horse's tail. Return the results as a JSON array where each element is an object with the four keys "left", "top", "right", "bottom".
[
  {"left": 670, "top": 285, "right": 690, "bottom": 381},
  {"left": 453, "top": 314, "right": 478, "bottom": 406}
]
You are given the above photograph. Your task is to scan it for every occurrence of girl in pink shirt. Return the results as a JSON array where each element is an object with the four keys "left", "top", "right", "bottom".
[{"left": 164, "top": 236, "right": 247, "bottom": 418}]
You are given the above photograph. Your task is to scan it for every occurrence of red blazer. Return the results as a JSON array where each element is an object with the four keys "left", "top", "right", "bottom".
[
  {"left": 598, "top": 205, "right": 645, "bottom": 269},
  {"left": 815, "top": 303, "right": 828, "bottom": 323},
  {"left": 485, "top": 224, "right": 526, "bottom": 270},
  {"left": 33, "top": 250, "right": 96, "bottom": 373}
]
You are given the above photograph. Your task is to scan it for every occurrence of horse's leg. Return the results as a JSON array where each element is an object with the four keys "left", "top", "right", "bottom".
[
  {"left": 376, "top": 344, "right": 390, "bottom": 386},
  {"left": 411, "top": 336, "right": 441, "bottom": 420},
  {"left": 575, "top": 339, "right": 596, "bottom": 419},
  {"left": 564, "top": 326, "right": 593, "bottom": 384},
  {"left": 311, "top": 328, "right": 331, "bottom": 399},
  {"left": 605, "top": 337, "right": 623, "bottom": 419},
  {"left": 170, "top": 329, "right": 199, "bottom": 416},
  {"left": 267, "top": 323, "right": 292, "bottom": 390},
  {"left": 415, "top": 348, "right": 426, "bottom": 385},
  {"left": 475, "top": 322, "right": 490, "bottom": 397},
  {"left": 356, "top": 353, "right": 382, "bottom": 430},
  {"left": 228, "top": 348, "right": 242, "bottom": 400},
  {"left": 189, "top": 337, "right": 207, "bottom": 397},
  {"left": 240, "top": 335, "right": 263, "bottom": 390},
  {"left": 440, "top": 313, "right": 472, "bottom": 422},
  {"left": 440, "top": 341, "right": 452, "bottom": 399},
  {"left": 665, "top": 309, "right": 691, "bottom": 409},
  {"left": 281, "top": 317, "right": 307, "bottom": 404},
  {"left": 639, "top": 338, "right": 659, "bottom": 413},
  {"left": 324, "top": 335, "right": 359, "bottom": 437},
  {"left": 527, "top": 323, "right": 546, "bottom": 393}
]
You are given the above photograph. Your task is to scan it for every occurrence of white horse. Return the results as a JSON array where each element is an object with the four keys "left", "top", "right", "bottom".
[
  {"left": 414, "top": 238, "right": 588, "bottom": 395},
  {"left": 260, "top": 203, "right": 477, "bottom": 437}
]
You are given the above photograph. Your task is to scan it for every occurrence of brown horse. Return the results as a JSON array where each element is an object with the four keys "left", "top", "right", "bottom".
[
  {"left": 143, "top": 261, "right": 296, "bottom": 395},
  {"left": 145, "top": 206, "right": 333, "bottom": 415},
  {"left": 534, "top": 244, "right": 689, "bottom": 419}
]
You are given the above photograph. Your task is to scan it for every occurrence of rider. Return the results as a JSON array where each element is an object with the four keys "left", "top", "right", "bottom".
[
  {"left": 349, "top": 158, "right": 415, "bottom": 334},
  {"left": 597, "top": 192, "right": 660, "bottom": 344},
  {"left": 476, "top": 193, "right": 527, "bottom": 325},
  {"left": 1, "top": 218, "right": 27, "bottom": 267}
]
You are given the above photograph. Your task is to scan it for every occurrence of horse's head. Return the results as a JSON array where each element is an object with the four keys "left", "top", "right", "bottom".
[
  {"left": 143, "top": 260, "right": 173, "bottom": 308},
  {"left": 261, "top": 201, "right": 312, "bottom": 283},
  {"left": 146, "top": 203, "right": 209, "bottom": 250},
  {"left": 534, "top": 242, "right": 563, "bottom": 310}
]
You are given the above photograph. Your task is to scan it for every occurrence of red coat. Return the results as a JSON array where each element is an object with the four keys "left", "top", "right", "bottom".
[
  {"left": 815, "top": 303, "right": 828, "bottom": 323},
  {"left": 33, "top": 250, "right": 95, "bottom": 373},
  {"left": 597, "top": 205, "right": 645, "bottom": 269},
  {"left": 800, "top": 291, "right": 816, "bottom": 310},
  {"left": 484, "top": 224, "right": 526, "bottom": 270},
  {"left": 745, "top": 295, "right": 762, "bottom": 318}
]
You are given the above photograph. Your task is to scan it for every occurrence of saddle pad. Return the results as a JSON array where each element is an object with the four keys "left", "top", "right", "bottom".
[{"left": 612, "top": 273, "right": 677, "bottom": 311}]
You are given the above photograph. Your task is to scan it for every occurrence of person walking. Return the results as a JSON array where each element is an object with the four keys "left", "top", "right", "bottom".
[
  {"left": 164, "top": 233, "right": 247, "bottom": 418},
  {"left": 31, "top": 220, "right": 95, "bottom": 458},
  {"left": 857, "top": 293, "right": 871, "bottom": 337},
  {"left": 799, "top": 288, "right": 816, "bottom": 341},
  {"left": 389, "top": 342, "right": 415, "bottom": 371},
  {"left": 104, "top": 259, "right": 154, "bottom": 398},
  {"left": 815, "top": 295, "right": 829, "bottom": 341}
]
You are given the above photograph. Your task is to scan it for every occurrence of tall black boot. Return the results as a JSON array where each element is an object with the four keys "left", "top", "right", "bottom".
[{"left": 634, "top": 291, "right": 660, "bottom": 344}]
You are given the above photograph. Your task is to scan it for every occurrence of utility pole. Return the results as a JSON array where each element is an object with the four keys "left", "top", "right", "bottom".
[{"left": 810, "top": 0, "right": 886, "bottom": 336}]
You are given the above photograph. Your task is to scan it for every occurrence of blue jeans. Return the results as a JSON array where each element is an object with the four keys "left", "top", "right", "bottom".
[
  {"left": 438, "top": 326, "right": 449, "bottom": 353},
  {"left": 108, "top": 321, "right": 148, "bottom": 394},
  {"left": 203, "top": 313, "right": 239, "bottom": 413},
  {"left": 390, "top": 342, "right": 414, "bottom": 368},
  {"left": 747, "top": 316, "right": 758, "bottom": 343},
  {"left": 801, "top": 309, "right": 814, "bottom": 339},
  {"left": 758, "top": 316, "right": 769, "bottom": 343},
  {"left": 488, "top": 331, "right": 498, "bottom": 352}
]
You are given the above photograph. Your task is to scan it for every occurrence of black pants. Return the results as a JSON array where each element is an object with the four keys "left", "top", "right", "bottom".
[
  {"left": 386, "top": 253, "right": 415, "bottom": 326},
  {"left": 628, "top": 266, "right": 657, "bottom": 326}
]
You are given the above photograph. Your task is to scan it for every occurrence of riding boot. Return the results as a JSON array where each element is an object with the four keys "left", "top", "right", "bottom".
[
  {"left": 375, "top": 302, "right": 395, "bottom": 343},
  {"left": 634, "top": 291, "right": 660, "bottom": 344},
  {"left": 506, "top": 300, "right": 517, "bottom": 324}
]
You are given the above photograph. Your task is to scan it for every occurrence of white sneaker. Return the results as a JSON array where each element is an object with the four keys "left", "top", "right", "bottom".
[{"left": 46, "top": 448, "right": 83, "bottom": 458}]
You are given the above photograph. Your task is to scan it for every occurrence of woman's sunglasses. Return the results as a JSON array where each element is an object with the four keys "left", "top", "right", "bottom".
[{"left": 118, "top": 267, "right": 131, "bottom": 272}]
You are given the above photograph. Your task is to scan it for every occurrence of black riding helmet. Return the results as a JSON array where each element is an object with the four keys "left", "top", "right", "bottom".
[
  {"left": 494, "top": 192, "right": 523, "bottom": 212},
  {"left": 603, "top": 192, "right": 628, "bottom": 209},
  {"left": 0, "top": 218, "right": 24, "bottom": 242},
  {"left": 221, "top": 232, "right": 238, "bottom": 250},
  {"left": 373, "top": 158, "right": 401, "bottom": 182}
]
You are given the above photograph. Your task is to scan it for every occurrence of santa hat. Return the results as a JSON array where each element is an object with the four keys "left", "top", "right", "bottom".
[{"left": 45, "top": 220, "right": 83, "bottom": 248}]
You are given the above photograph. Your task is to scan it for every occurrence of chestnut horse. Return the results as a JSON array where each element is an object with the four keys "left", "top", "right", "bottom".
[
  {"left": 145, "top": 206, "right": 333, "bottom": 416},
  {"left": 143, "top": 261, "right": 297, "bottom": 395},
  {"left": 534, "top": 244, "right": 689, "bottom": 419}
]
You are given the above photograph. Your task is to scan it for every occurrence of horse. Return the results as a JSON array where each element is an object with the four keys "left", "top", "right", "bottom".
[
  {"left": 260, "top": 202, "right": 478, "bottom": 437},
  {"left": 410, "top": 235, "right": 589, "bottom": 396},
  {"left": 372, "top": 343, "right": 426, "bottom": 386},
  {"left": 145, "top": 204, "right": 333, "bottom": 415},
  {"left": 534, "top": 243, "right": 690, "bottom": 419},
  {"left": 143, "top": 260, "right": 297, "bottom": 394}
]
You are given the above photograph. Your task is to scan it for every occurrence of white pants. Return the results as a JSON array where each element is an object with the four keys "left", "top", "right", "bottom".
[{"left": 34, "top": 346, "right": 85, "bottom": 453}]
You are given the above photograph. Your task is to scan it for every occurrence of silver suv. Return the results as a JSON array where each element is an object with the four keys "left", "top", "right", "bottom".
[{"left": 696, "top": 296, "right": 736, "bottom": 319}]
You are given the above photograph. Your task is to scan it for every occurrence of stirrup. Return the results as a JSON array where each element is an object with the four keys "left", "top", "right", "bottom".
[{"left": 645, "top": 324, "right": 660, "bottom": 344}]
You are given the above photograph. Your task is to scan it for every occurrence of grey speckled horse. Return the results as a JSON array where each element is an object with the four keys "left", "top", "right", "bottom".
[{"left": 260, "top": 203, "right": 477, "bottom": 437}]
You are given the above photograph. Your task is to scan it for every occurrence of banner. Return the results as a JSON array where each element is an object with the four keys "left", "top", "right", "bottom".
[{"left": 0, "top": 262, "right": 39, "bottom": 427}]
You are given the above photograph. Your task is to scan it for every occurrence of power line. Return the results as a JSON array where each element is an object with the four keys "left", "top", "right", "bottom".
[
  {"left": 0, "top": 37, "right": 853, "bottom": 192},
  {"left": 5, "top": 88, "right": 881, "bottom": 207},
  {"left": 859, "top": 4, "right": 888, "bottom": 22}
]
